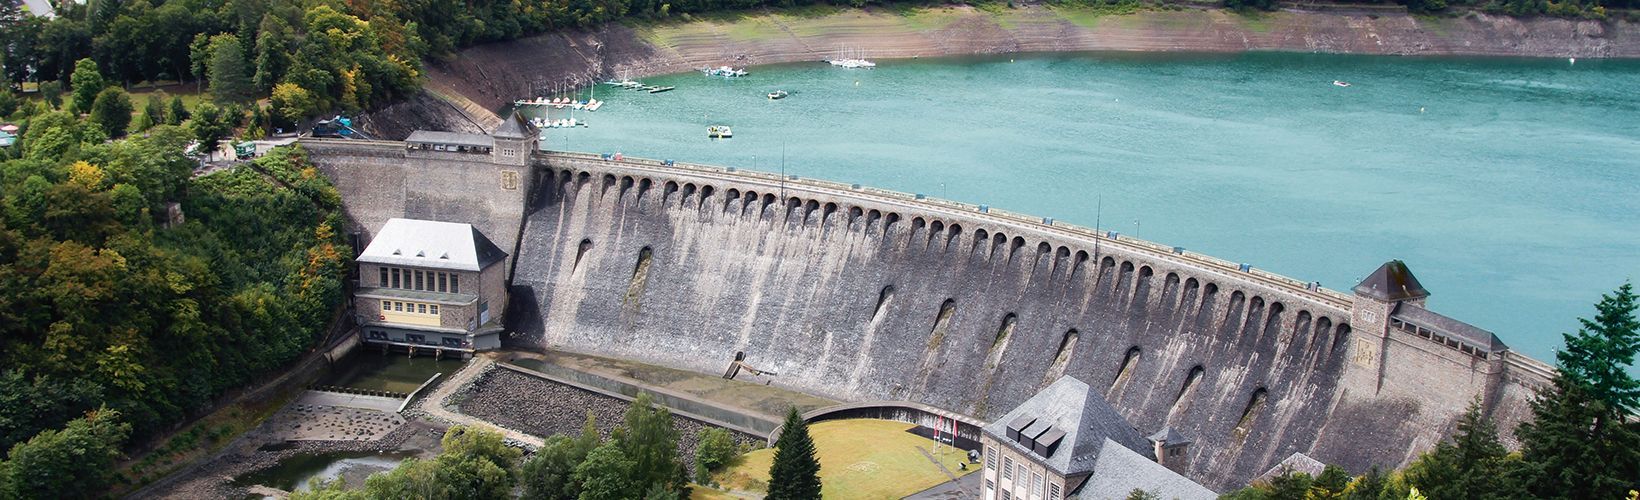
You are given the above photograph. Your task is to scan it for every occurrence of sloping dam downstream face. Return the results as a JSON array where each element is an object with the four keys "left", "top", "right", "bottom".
[{"left": 510, "top": 154, "right": 1363, "bottom": 489}]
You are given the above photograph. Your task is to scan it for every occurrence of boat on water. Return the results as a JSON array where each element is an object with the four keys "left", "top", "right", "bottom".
[
  {"left": 708, "top": 125, "right": 732, "bottom": 139},
  {"left": 767, "top": 90, "right": 788, "bottom": 100},
  {"left": 826, "top": 48, "right": 875, "bottom": 69},
  {"left": 648, "top": 86, "right": 676, "bottom": 93},
  {"left": 1333, "top": 80, "right": 1351, "bottom": 87}
]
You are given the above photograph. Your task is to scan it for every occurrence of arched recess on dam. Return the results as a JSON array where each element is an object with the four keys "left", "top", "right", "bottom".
[{"left": 512, "top": 154, "right": 1475, "bottom": 490}]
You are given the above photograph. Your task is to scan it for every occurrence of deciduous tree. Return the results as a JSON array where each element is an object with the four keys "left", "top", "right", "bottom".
[
  {"left": 69, "top": 58, "right": 105, "bottom": 114},
  {"left": 89, "top": 87, "right": 132, "bottom": 139}
]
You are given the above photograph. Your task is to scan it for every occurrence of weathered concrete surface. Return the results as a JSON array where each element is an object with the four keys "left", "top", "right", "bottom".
[
  {"left": 503, "top": 153, "right": 1552, "bottom": 490},
  {"left": 422, "top": 6, "right": 1640, "bottom": 114}
]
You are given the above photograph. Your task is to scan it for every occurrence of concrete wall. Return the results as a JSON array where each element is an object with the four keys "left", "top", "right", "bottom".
[
  {"left": 302, "top": 139, "right": 533, "bottom": 273},
  {"left": 305, "top": 139, "right": 1553, "bottom": 490},
  {"left": 512, "top": 153, "right": 1368, "bottom": 488}
]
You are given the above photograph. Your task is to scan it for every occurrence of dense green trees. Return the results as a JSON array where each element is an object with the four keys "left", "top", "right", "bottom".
[
  {"left": 68, "top": 58, "right": 105, "bottom": 114},
  {"left": 767, "top": 408, "right": 821, "bottom": 500},
  {"left": 0, "top": 101, "right": 348, "bottom": 463},
  {"left": 0, "top": 408, "right": 131, "bottom": 499},
  {"left": 521, "top": 416, "right": 603, "bottom": 499},
  {"left": 695, "top": 427, "right": 737, "bottom": 481},
  {"left": 296, "top": 426, "right": 522, "bottom": 500}
]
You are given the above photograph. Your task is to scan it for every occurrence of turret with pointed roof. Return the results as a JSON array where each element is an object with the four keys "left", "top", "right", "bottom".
[
  {"left": 489, "top": 111, "right": 537, "bottom": 166},
  {"left": 1354, "top": 260, "right": 1429, "bottom": 303}
]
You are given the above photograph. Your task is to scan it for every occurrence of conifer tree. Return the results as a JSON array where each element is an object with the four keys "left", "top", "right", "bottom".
[
  {"left": 166, "top": 96, "right": 189, "bottom": 125},
  {"left": 1405, "top": 399, "right": 1513, "bottom": 500},
  {"left": 1514, "top": 283, "right": 1640, "bottom": 500},
  {"left": 767, "top": 407, "right": 821, "bottom": 500}
]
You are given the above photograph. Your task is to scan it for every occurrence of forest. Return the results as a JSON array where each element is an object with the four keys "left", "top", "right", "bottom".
[{"left": 0, "top": 98, "right": 349, "bottom": 494}]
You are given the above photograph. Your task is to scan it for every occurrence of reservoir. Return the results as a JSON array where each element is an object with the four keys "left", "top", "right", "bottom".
[{"left": 531, "top": 52, "right": 1640, "bottom": 365}]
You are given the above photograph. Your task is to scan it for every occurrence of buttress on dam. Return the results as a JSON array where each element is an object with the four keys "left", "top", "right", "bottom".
[{"left": 304, "top": 124, "right": 1557, "bottom": 490}]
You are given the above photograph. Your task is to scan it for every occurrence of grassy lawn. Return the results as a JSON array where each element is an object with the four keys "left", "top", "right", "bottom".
[
  {"left": 125, "top": 86, "right": 209, "bottom": 133},
  {"left": 706, "top": 419, "right": 974, "bottom": 499}
]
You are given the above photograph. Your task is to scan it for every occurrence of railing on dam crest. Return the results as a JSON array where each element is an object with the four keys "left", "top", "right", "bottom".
[{"left": 540, "top": 150, "right": 1356, "bottom": 311}]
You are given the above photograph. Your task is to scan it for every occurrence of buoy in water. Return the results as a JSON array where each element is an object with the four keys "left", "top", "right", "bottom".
[
  {"left": 1420, "top": 107, "right": 1426, "bottom": 113},
  {"left": 1569, "top": 57, "right": 1576, "bottom": 65},
  {"left": 854, "top": 81, "right": 859, "bottom": 86}
]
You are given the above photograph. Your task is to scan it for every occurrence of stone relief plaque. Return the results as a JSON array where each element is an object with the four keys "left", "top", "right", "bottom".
[{"left": 502, "top": 170, "right": 519, "bottom": 190}]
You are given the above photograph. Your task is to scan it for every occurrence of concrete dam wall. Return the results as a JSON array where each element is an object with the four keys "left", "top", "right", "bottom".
[
  {"left": 305, "top": 138, "right": 1555, "bottom": 491},
  {"left": 509, "top": 153, "right": 1447, "bottom": 490}
]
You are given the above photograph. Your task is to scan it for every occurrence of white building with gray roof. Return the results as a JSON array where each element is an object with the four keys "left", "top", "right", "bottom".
[
  {"left": 354, "top": 218, "right": 510, "bottom": 357},
  {"left": 981, "top": 376, "right": 1214, "bottom": 500}
]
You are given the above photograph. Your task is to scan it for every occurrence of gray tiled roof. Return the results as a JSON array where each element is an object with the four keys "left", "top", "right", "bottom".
[
  {"left": 1148, "top": 426, "right": 1191, "bottom": 446},
  {"left": 1075, "top": 439, "right": 1216, "bottom": 500},
  {"left": 1392, "top": 302, "right": 1507, "bottom": 352},
  {"left": 1354, "top": 260, "right": 1430, "bottom": 301},
  {"left": 492, "top": 112, "right": 536, "bottom": 139},
  {"left": 406, "top": 130, "right": 495, "bottom": 148},
  {"left": 982, "top": 376, "right": 1154, "bottom": 477},
  {"left": 1250, "top": 452, "right": 1327, "bottom": 485}
]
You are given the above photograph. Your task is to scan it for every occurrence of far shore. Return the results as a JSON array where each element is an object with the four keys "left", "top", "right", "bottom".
[{"left": 358, "top": 3, "right": 1638, "bottom": 137}]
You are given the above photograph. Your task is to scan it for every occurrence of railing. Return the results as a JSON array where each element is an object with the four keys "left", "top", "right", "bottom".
[
  {"left": 1502, "top": 351, "right": 1557, "bottom": 388},
  {"left": 542, "top": 151, "right": 1355, "bottom": 311}
]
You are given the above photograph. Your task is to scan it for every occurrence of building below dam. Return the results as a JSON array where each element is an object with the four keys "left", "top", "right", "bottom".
[{"left": 302, "top": 120, "right": 1556, "bottom": 490}]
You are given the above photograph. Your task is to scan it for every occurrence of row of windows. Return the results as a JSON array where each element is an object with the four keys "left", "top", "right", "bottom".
[
  {"left": 382, "top": 300, "right": 440, "bottom": 315},
  {"left": 988, "top": 448, "right": 1053, "bottom": 500},
  {"left": 378, "top": 267, "right": 460, "bottom": 294},
  {"left": 1391, "top": 318, "right": 1489, "bottom": 359},
  {"left": 409, "top": 142, "right": 492, "bottom": 153},
  {"left": 365, "top": 330, "right": 466, "bottom": 347}
]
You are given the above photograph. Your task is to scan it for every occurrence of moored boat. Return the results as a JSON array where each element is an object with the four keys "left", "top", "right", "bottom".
[
  {"left": 767, "top": 90, "right": 788, "bottom": 100},
  {"left": 707, "top": 125, "right": 732, "bottom": 138}
]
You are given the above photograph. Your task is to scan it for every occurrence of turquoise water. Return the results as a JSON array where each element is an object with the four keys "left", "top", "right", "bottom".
[{"left": 529, "top": 52, "right": 1640, "bottom": 365}]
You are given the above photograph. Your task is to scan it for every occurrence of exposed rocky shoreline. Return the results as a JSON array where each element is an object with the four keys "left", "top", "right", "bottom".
[{"left": 354, "top": 4, "right": 1639, "bottom": 138}]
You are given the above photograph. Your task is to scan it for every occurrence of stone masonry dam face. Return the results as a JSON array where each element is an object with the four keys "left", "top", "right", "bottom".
[{"left": 510, "top": 154, "right": 1374, "bottom": 489}]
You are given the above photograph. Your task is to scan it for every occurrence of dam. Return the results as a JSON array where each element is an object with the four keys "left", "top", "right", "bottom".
[{"left": 303, "top": 125, "right": 1555, "bottom": 490}]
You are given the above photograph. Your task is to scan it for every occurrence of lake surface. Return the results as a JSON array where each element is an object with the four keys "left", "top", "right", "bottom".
[{"left": 528, "top": 52, "right": 1640, "bottom": 365}]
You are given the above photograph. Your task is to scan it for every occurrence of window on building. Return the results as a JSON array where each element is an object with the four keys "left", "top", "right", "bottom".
[
  {"left": 1000, "top": 491, "right": 1010, "bottom": 500},
  {"left": 417, "top": 304, "right": 426, "bottom": 314},
  {"left": 1002, "top": 457, "right": 1012, "bottom": 480},
  {"left": 1032, "top": 472, "right": 1043, "bottom": 498},
  {"left": 381, "top": 302, "right": 390, "bottom": 311},
  {"left": 430, "top": 304, "right": 439, "bottom": 315},
  {"left": 393, "top": 268, "right": 403, "bottom": 288},
  {"left": 1049, "top": 483, "right": 1061, "bottom": 500},
  {"left": 394, "top": 302, "right": 403, "bottom": 312},
  {"left": 986, "top": 479, "right": 994, "bottom": 491},
  {"left": 986, "top": 447, "right": 997, "bottom": 470},
  {"left": 379, "top": 267, "right": 388, "bottom": 287},
  {"left": 450, "top": 275, "right": 459, "bottom": 294},
  {"left": 414, "top": 270, "right": 424, "bottom": 290},
  {"left": 438, "top": 273, "right": 447, "bottom": 292}
]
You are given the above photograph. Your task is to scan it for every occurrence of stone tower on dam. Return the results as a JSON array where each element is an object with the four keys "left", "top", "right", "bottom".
[{"left": 303, "top": 126, "right": 1556, "bottom": 490}]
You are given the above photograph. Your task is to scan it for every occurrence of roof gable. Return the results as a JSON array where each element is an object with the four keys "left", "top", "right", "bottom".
[
  {"left": 1354, "top": 260, "right": 1429, "bottom": 302},
  {"left": 492, "top": 111, "right": 536, "bottom": 140},
  {"left": 358, "top": 218, "right": 507, "bottom": 272},
  {"left": 983, "top": 376, "right": 1154, "bottom": 476}
]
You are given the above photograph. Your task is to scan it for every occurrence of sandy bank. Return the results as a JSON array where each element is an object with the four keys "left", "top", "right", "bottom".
[{"left": 411, "top": 4, "right": 1637, "bottom": 117}]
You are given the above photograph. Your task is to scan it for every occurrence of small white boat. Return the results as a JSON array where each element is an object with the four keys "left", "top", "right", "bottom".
[
  {"left": 1333, "top": 80, "right": 1351, "bottom": 87},
  {"left": 704, "top": 66, "right": 747, "bottom": 77},
  {"left": 767, "top": 90, "right": 788, "bottom": 100},
  {"left": 708, "top": 125, "right": 732, "bottom": 139}
]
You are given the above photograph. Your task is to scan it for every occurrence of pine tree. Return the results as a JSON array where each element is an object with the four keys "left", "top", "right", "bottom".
[
  {"left": 1557, "top": 282, "right": 1639, "bottom": 414},
  {"left": 167, "top": 96, "right": 189, "bottom": 125},
  {"left": 1405, "top": 399, "right": 1513, "bottom": 499},
  {"left": 766, "top": 407, "right": 821, "bottom": 500},
  {"left": 1514, "top": 283, "right": 1640, "bottom": 500}
]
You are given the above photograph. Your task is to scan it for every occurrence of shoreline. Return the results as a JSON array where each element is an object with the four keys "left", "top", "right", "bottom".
[{"left": 356, "top": 4, "right": 1638, "bottom": 137}]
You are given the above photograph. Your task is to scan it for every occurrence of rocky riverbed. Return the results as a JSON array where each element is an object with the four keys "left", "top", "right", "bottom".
[{"left": 459, "top": 368, "right": 764, "bottom": 469}]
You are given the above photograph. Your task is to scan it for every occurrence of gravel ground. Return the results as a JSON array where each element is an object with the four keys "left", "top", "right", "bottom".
[{"left": 460, "top": 368, "right": 763, "bottom": 469}]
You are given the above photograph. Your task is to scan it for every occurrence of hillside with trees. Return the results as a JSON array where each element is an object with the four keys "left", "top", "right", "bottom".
[{"left": 0, "top": 90, "right": 348, "bottom": 495}]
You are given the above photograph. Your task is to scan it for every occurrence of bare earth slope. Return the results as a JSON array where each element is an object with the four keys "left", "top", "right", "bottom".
[{"left": 408, "top": 4, "right": 1639, "bottom": 119}]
